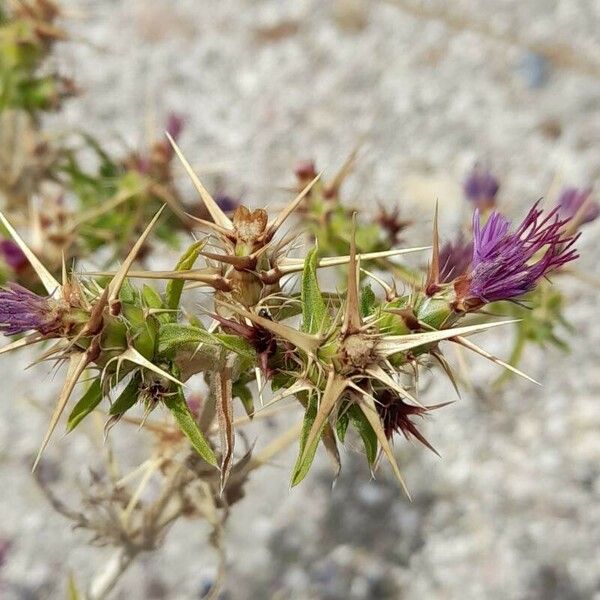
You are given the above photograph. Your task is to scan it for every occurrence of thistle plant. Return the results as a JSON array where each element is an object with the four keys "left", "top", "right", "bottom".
[{"left": 0, "top": 127, "right": 585, "bottom": 595}]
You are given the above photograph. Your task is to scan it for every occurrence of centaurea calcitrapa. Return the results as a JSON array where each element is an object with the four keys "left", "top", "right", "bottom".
[
  {"left": 0, "top": 141, "right": 581, "bottom": 498},
  {"left": 439, "top": 184, "right": 583, "bottom": 384}
]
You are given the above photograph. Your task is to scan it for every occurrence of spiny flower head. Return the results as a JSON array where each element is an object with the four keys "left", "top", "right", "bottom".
[
  {"left": 0, "top": 283, "right": 66, "bottom": 335},
  {"left": 212, "top": 313, "right": 277, "bottom": 376},
  {"left": 458, "top": 203, "right": 578, "bottom": 309},
  {"left": 557, "top": 187, "right": 599, "bottom": 226},
  {"left": 464, "top": 167, "right": 499, "bottom": 210},
  {"left": 376, "top": 203, "right": 411, "bottom": 245},
  {"left": 375, "top": 387, "right": 447, "bottom": 452}
]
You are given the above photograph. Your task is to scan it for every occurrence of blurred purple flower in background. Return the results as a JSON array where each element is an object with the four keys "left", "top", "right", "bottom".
[
  {"left": 464, "top": 167, "right": 500, "bottom": 210},
  {"left": 0, "top": 240, "right": 29, "bottom": 273},
  {"left": 165, "top": 113, "right": 185, "bottom": 141},
  {"left": 556, "top": 187, "right": 599, "bottom": 226},
  {"left": 214, "top": 193, "right": 240, "bottom": 213},
  {"left": 466, "top": 203, "right": 578, "bottom": 305}
]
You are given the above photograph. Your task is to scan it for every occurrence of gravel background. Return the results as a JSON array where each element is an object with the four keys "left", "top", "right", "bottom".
[{"left": 1, "top": 1, "right": 599, "bottom": 599}]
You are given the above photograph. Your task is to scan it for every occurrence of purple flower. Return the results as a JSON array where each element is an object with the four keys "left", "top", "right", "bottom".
[
  {"left": 214, "top": 193, "right": 240, "bottom": 213},
  {"left": 464, "top": 203, "right": 578, "bottom": 306},
  {"left": 557, "top": 187, "right": 599, "bottom": 226},
  {"left": 0, "top": 240, "right": 28, "bottom": 272},
  {"left": 294, "top": 160, "right": 317, "bottom": 181},
  {"left": 0, "top": 284, "right": 63, "bottom": 336},
  {"left": 165, "top": 113, "right": 185, "bottom": 141},
  {"left": 439, "top": 235, "right": 473, "bottom": 283},
  {"left": 464, "top": 167, "right": 500, "bottom": 210}
]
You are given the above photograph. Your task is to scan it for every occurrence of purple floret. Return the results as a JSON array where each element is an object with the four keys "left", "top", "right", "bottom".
[
  {"left": 467, "top": 203, "right": 579, "bottom": 304},
  {"left": 439, "top": 235, "right": 473, "bottom": 283},
  {"left": 0, "top": 284, "right": 61, "bottom": 336}
]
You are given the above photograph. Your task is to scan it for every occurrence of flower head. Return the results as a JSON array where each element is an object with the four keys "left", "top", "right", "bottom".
[
  {"left": 376, "top": 204, "right": 411, "bottom": 245},
  {"left": 212, "top": 314, "right": 277, "bottom": 377},
  {"left": 294, "top": 160, "right": 317, "bottom": 182},
  {"left": 375, "top": 388, "right": 446, "bottom": 454},
  {"left": 556, "top": 187, "right": 599, "bottom": 226},
  {"left": 464, "top": 167, "right": 500, "bottom": 210},
  {"left": 461, "top": 203, "right": 578, "bottom": 308},
  {"left": 0, "top": 284, "right": 65, "bottom": 336}
]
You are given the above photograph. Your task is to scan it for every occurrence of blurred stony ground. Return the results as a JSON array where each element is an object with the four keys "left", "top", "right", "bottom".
[{"left": 1, "top": 0, "right": 600, "bottom": 598}]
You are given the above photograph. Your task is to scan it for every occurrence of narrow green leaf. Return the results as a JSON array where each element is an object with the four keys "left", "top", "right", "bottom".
[
  {"left": 348, "top": 404, "right": 377, "bottom": 465},
  {"left": 165, "top": 240, "right": 205, "bottom": 318},
  {"left": 158, "top": 323, "right": 217, "bottom": 357},
  {"left": 142, "top": 284, "right": 163, "bottom": 309},
  {"left": 108, "top": 376, "right": 140, "bottom": 416},
  {"left": 233, "top": 381, "right": 254, "bottom": 418},
  {"left": 360, "top": 283, "right": 376, "bottom": 318},
  {"left": 292, "top": 392, "right": 318, "bottom": 485},
  {"left": 336, "top": 408, "right": 350, "bottom": 442},
  {"left": 164, "top": 388, "right": 217, "bottom": 466},
  {"left": 215, "top": 334, "right": 255, "bottom": 361},
  {"left": 66, "top": 379, "right": 103, "bottom": 432},
  {"left": 301, "top": 246, "right": 329, "bottom": 334}
]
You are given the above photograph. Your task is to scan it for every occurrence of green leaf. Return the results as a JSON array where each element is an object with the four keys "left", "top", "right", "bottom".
[
  {"left": 348, "top": 404, "right": 377, "bottom": 465},
  {"left": 291, "top": 392, "right": 318, "bottom": 485},
  {"left": 108, "top": 376, "right": 140, "bottom": 416},
  {"left": 66, "top": 379, "right": 103, "bottom": 432},
  {"left": 233, "top": 381, "right": 254, "bottom": 418},
  {"left": 158, "top": 323, "right": 217, "bottom": 357},
  {"left": 165, "top": 240, "right": 205, "bottom": 319},
  {"left": 360, "top": 283, "right": 376, "bottom": 318},
  {"left": 301, "top": 246, "right": 329, "bottom": 334},
  {"left": 142, "top": 284, "right": 163, "bottom": 309},
  {"left": 336, "top": 408, "right": 350, "bottom": 442},
  {"left": 215, "top": 334, "right": 255, "bottom": 361},
  {"left": 164, "top": 388, "right": 217, "bottom": 466}
]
